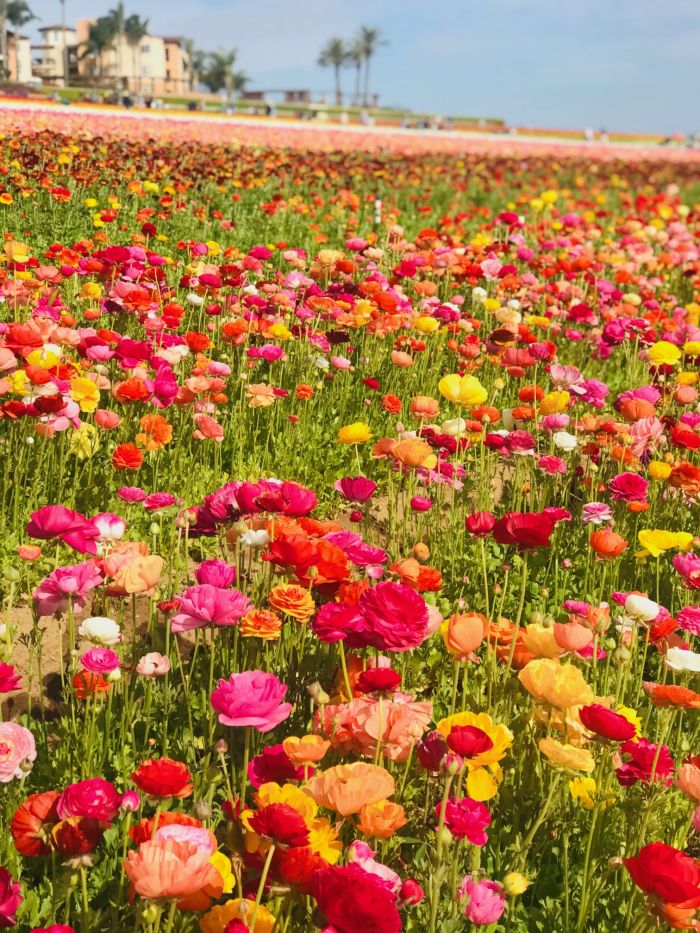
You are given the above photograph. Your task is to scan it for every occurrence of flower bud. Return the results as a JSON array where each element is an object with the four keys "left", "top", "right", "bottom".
[
  {"left": 215, "top": 739, "right": 229, "bottom": 755},
  {"left": 194, "top": 800, "right": 213, "bottom": 821}
]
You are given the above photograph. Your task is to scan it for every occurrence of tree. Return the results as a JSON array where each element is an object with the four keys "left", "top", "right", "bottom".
[
  {"left": 318, "top": 37, "right": 348, "bottom": 107},
  {"left": 356, "top": 25, "right": 387, "bottom": 107},
  {"left": 183, "top": 38, "right": 207, "bottom": 92},
  {"left": 79, "top": 16, "right": 117, "bottom": 81},
  {"left": 0, "top": 0, "right": 36, "bottom": 81},
  {"left": 201, "top": 49, "right": 246, "bottom": 99},
  {"left": 347, "top": 39, "right": 364, "bottom": 107},
  {"left": 124, "top": 12, "right": 149, "bottom": 91}
]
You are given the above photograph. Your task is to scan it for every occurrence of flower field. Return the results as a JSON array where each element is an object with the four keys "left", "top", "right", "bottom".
[{"left": 1, "top": 108, "right": 700, "bottom": 932}]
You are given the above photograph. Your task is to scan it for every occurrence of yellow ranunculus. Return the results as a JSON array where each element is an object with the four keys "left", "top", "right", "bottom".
[
  {"left": 337, "top": 422, "right": 372, "bottom": 445},
  {"left": 539, "top": 737, "right": 594, "bottom": 773},
  {"left": 522, "top": 623, "right": 564, "bottom": 659},
  {"left": 69, "top": 423, "right": 99, "bottom": 460},
  {"left": 26, "top": 347, "right": 60, "bottom": 369},
  {"left": 209, "top": 852, "right": 234, "bottom": 893},
  {"left": 414, "top": 316, "right": 439, "bottom": 334},
  {"left": 684, "top": 341, "right": 700, "bottom": 356},
  {"left": 503, "top": 872, "right": 530, "bottom": 895},
  {"left": 436, "top": 711, "right": 513, "bottom": 801},
  {"left": 638, "top": 529, "right": 694, "bottom": 557},
  {"left": 648, "top": 461, "right": 672, "bottom": 480},
  {"left": 519, "top": 658, "right": 594, "bottom": 709},
  {"left": 538, "top": 390, "right": 570, "bottom": 415},
  {"left": 569, "top": 776, "right": 596, "bottom": 809},
  {"left": 69, "top": 376, "right": 100, "bottom": 413},
  {"left": 678, "top": 371, "right": 699, "bottom": 385},
  {"left": 647, "top": 340, "right": 681, "bottom": 367},
  {"left": 438, "top": 374, "right": 487, "bottom": 407},
  {"left": 309, "top": 816, "right": 343, "bottom": 863}
]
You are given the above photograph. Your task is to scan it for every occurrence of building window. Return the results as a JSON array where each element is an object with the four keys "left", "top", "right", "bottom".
[
  {"left": 141, "top": 44, "right": 150, "bottom": 53},
  {"left": 141, "top": 65, "right": 150, "bottom": 76}
]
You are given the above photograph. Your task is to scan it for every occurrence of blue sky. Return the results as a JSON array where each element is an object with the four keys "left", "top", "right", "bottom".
[{"left": 26, "top": 0, "right": 700, "bottom": 133}]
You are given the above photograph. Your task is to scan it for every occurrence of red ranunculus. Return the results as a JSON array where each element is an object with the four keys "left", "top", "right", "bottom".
[
  {"left": 11, "top": 791, "right": 61, "bottom": 856},
  {"left": 52, "top": 818, "right": 104, "bottom": 856},
  {"left": 624, "top": 842, "right": 700, "bottom": 908},
  {"left": 492, "top": 511, "right": 554, "bottom": 549},
  {"left": 112, "top": 443, "right": 144, "bottom": 471},
  {"left": 446, "top": 726, "right": 494, "bottom": 759},
  {"left": 579, "top": 704, "right": 636, "bottom": 742},
  {"left": 248, "top": 803, "right": 310, "bottom": 847},
  {"left": 355, "top": 668, "right": 402, "bottom": 694},
  {"left": 311, "top": 862, "right": 402, "bottom": 933},
  {"left": 131, "top": 757, "right": 193, "bottom": 799},
  {"left": 465, "top": 511, "right": 496, "bottom": 537}
]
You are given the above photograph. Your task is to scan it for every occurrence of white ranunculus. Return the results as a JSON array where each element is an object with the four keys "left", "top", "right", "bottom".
[
  {"left": 78, "top": 616, "right": 121, "bottom": 646},
  {"left": 472, "top": 287, "right": 487, "bottom": 302},
  {"left": 441, "top": 418, "right": 467, "bottom": 437},
  {"left": 186, "top": 293, "right": 204, "bottom": 306},
  {"left": 241, "top": 529, "right": 270, "bottom": 548},
  {"left": 553, "top": 431, "right": 578, "bottom": 452},
  {"left": 666, "top": 647, "right": 700, "bottom": 673},
  {"left": 624, "top": 594, "right": 659, "bottom": 622}
]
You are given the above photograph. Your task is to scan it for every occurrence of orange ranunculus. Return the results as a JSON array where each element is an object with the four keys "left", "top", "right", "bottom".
[
  {"left": 643, "top": 682, "right": 700, "bottom": 709},
  {"left": 390, "top": 438, "right": 435, "bottom": 468},
  {"left": 246, "top": 383, "right": 276, "bottom": 408},
  {"left": 357, "top": 799, "right": 408, "bottom": 838},
  {"left": 123, "top": 838, "right": 223, "bottom": 907},
  {"left": 73, "top": 670, "right": 111, "bottom": 700},
  {"left": 669, "top": 461, "right": 700, "bottom": 497},
  {"left": 409, "top": 395, "right": 440, "bottom": 419},
  {"left": 239, "top": 609, "right": 282, "bottom": 641},
  {"left": 105, "top": 555, "right": 164, "bottom": 596},
  {"left": 136, "top": 413, "right": 173, "bottom": 451},
  {"left": 590, "top": 529, "right": 628, "bottom": 559},
  {"left": 676, "top": 756, "right": 700, "bottom": 801},
  {"left": 440, "top": 612, "right": 488, "bottom": 661},
  {"left": 268, "top": 583, "right": 315, "bottom": 621},
  {"left": 113, "top": 376, "right": 151, "bottom": 403},
  {"left": 305, "top": 763, "right": 395, "bottom": 816},
  {"left": 296, "top": 383, "right": 314, "bottom": 400},
  {"left": 282, "top": 735, "right": 331, "bottom": 766},
  {"left": 112, "top": 443, "right": 143, "bottom": 471}
]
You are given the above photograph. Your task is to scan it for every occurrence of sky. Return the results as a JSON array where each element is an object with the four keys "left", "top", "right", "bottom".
[{"left": 24, "top": 0, "right": 700, "bottom": 134}]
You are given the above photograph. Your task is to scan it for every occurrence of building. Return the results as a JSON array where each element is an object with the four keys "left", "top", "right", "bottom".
[
  {"left": 163, "top": 38, "right": 191, "bottom": 96},
  {"left": 31, "top": 25, "right": 77, "bottom": 85},
  {"left": 3, "top": 30, "right": 33, "bottom": 83}
]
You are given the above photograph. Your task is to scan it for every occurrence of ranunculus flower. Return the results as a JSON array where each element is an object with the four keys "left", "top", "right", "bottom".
[
  {"left": 0, "top": 663, "right": 21, "bottom": 695},
  {"left": 171, "top": 584, "right": 252, "bottom": 632},
  {"left": 80, "top": 648, "right": 120, "bottom": 675},
  {"left": 437, "top": 796, "right": 491, "bottom": 845},
  {"left": 334, "top": 476, "right": 377, "bottom": 503},
  {"left": 124, "top": 838, "right": 223, "bottom": 906},
  {"left": 211, "top": 670, "right": 292, "bottom": 732},
  {"left": 131, "top": 757, "right": 193, "bottom": 799},
  {"left": 624, "top": 841, "right": 700, "bottom": 908},
  {"left": 135, "top": 652, "right": 171, "bottom": 677},
  {"left": 306, "top": 762, "right": 395, "bottom": 816},
  {"left": 0, "top": 867, "right": 22, "bottom": 928},
  {"left": 311, "top": 862, "right": 402, "bottom": 933},
  {"left": 615, "top": 737, "right": 674, "bottom": 787},
  {"left": 579, "top": 704, "right": 636, "bottom": 742},
  {"left": 493, "top": 511, "right": 554, "bottom": 549},
  {"left": 33, "top": 562, "right": 104, "bottom": 617},
  {"left": 194, "top": 559, "right": 237, "bottom": 588},
  {"left": 457, "top": 877, "right": 506, "bottom": 925},
  {"left": 248, "top": 744, "right": 307, "bottom": 788},
  {"left": 26, "top": 504, "right": 100, "bottom": 555},
  {"left": 0, "top": 722, "right": 36, "bottom": 783},
  {"left": 56, "top": 778, "right": 121, "bottom": 822},
  {"left": 78, "top": 616, "right": 121, "bottom": 646}
]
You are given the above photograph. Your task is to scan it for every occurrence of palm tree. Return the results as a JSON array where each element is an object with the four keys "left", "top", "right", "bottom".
[
  {"left": 79, "top": 17, "right": 117, "bottom": 82},
  {"left": 318, "top": 37, "right": 348, "bottom": 107},
  {"left": 201, "top": 49, "right": 244, "bottom": 99},
  {"left": 347, "top": 39, "right": 364, "bottom": 107},
  {"left": 356, "top": 25, "right": 387, "bottom": 107},
  {"left": 183, "top": 38, "right": 207, "bottom": 92},
  {"left": 124, "top": 12, "right": 149, "bottom": 92},
  {"left": 0, "top": 0, "right": 36, "bottom": 81}
]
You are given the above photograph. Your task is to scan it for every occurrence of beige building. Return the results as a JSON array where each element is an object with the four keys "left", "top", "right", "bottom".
[
  {"left": 31, "top": 25, "right": 77, "bottom": 85},
  {"left": 72, "top": 20, "right": 190, "bottom": 95},
  {"left": 5, "top": 30, "right": 33, "bottom": 83}
]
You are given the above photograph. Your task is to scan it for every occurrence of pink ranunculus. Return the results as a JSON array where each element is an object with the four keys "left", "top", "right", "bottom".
[
  {"left": 156, "top": 824, "right": 217, "bottom": 853},
  {"left": 193, "top": 413, "right": 224, "bottom": 443},
  {"left": 117, "top": 486, "right": 148, "bottom": 503},
  {"left": 143, "top": 493, "right": 176, "bottom": 511},
  {"left": 316, "top": 694, "right": 432, "bottom": 762},
  {"left": 347, "top": 840, "right": 402, "bottom": 893},
  {"left": 437, "top": 796, "right": 491, "bottom": 845},
  {"left": 582, "top": 502, "right": 613, "bottom": 525},
  {"left": 30, "top": 926, "right": 76, "bottom": 933},
  {"left": 170, "top": 584, "right": 252, "bottom": 632},
  {"left": 56, "top": 777, "right": 121, "bottom": 822},
  {"left": 92, "top": 512, "right": 126, "bottom": 542},
  {"left": 25, "top": 504, "right": 100, "bottom": 555},
  {"left": 457, "top": 877, "right": 506, "bottom": 925},
  {"left": 410, "top": 495, "right": 433, "bottom": 511},
  {"left": 334, "top": 476, "right": 378, "bottom": 503},
  {"left": 677, "top": 606, "right": 700, "bottom": 636},
  {"left": 324, "top": 531, "right": 387, "bottom": 567},
  {"left": 608, "top": 472, "right": 648, "bottom": 503},
  {"left": 0, "top": 663, "right": 21, "bottom": 695},
  {"left": 0, "top": 722, "right": 36, "bottom": 783},
  {"left": 80, "top": 648, "right": 120, "bottom": 675},
  {"left": 359, "top": 581, "right": 429, "bottom": 652},
  {"left": 32, "top": 561, "right": 103, "bottom": 617},
  {"left": 0, "top": 867, "right": 22, "bottom": 928},
  {"left": 95, "top": 409, "right": 121, "bottom": 429},
  {"left": 194, "top": 559, "right": 236, "bottom": 588},
  {"left": 211, "top": 670, "right": 292, "bottom": 732},
  {"left": 135, "top": 652, "right": 171, "bottom": 677}
]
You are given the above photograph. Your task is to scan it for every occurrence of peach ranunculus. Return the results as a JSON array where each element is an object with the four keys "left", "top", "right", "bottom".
[
  {"left": 193, "top": 413, "right": 224, "bottom": 444},
  {"left": 440, "top": 612, "right": 489, "bottom": 661},
  {"left": 539, "top": 737, "right": 595, "bottom": 773},
  {"left": 390, "top": 438, "right": 436, "bottom": 469},
  {"left": 409, "top": 395, "right": 440, "bottom": 419},
  {"left": 676, "top": 756, "right": 700, "bottom": 802},
  {"left": 100, "top": 541, "right": 149, "bottom": 577},
  {"left": 282, "top": 735, "right": 331, "bottom": 766},
  {"left": 518, "top": 658, "right": 594, "bottom": 709},
  {"left": 357, "top": 799, "right": 408, "bottom": 838},
  {"left": 199, "top": 898, "right": 277, "bottom": 933},
  {"left": 305, "top": 762, "right": 395, "bottom": 816},
  {"left": 268, "top": 583, "right": 315, "bottom": 622},
  {"left": 105, "top": 555, "right": 164, "bottom": 596},
  {"left": 245, "top": 383, "right": 276, "bottom": 408},
  {"left": 124, "top": 838, "right": 223, "bottom": 908},
  {"left": 521, "top": 623, "right": 565, "bottom": 660},
  {"left": 553, "top": 622, "right": 594, "bottom": 654},
  {"left": 315, "top": 694, "right": 432, "bottom": 762},
  {"left": 239, "top": 609, "right": 283, "bottom": 641}
]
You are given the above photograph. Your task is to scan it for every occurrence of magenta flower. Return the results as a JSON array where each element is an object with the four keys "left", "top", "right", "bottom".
[
  {"left": 211, "top": 670, "right": 292, "bottom": 732},
  {"left": 334, "top": 476, "right": 378, "bottom": 503},
  {"left": 436, "top": 796, "right": 491, "bottom": 845},
  {"left": 143, "top": 493, "right": 177, "bottom": 511},
  {"left": 537, "top": 455, "right": 567, "bottom": 475},
  {"left": 457, "top": 877, "right": 506, "bottom": 925},
  {"left": 615, "top": 737, "right": 674, "bottom": 787},
  {"left": 410, "top": 495, "right": 433, "bottom": 511},
  {"left": 25, "top": 504, "right": 100, "bottom": 555},
  {"left": 194, "top": 559, "right": 237, "bottom": 588},
  {"left": 80, "top": 648, "right": 120, "bottom": 675},
  {"left": 0, "top": 722, "right": 36, "bottom": 783},
  {"left": 248, "top": 744, "right": 307, "bottom": 788},
  {"left": 359, "top": 581, "right": 429, "bottom": 652},
  {"left": 117, "top": 486, "right": 147, "bottom": 503},
  {"left": 56, "top": 777, "right": 121, "bottom": 822},
  {"left": 0, "top": 867, "right": 22, "bottom": 928},
  {"left": 0, "top": 663, "right": 21, "bottom": 695},
  {"left": 93, "top": 512, "right": 126, "bottom": 542},
  {"left": 608, "top": 472, "right": 648, "bottom": 503},
  {"left": 33, "top": 562, "right": 103, "bottom": 617},
  {"left": 677, "top": 606, "right": 700, "bottom": 636},
  {"left": 170, "top": 584, "right": 252, "bottom": 632}
]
